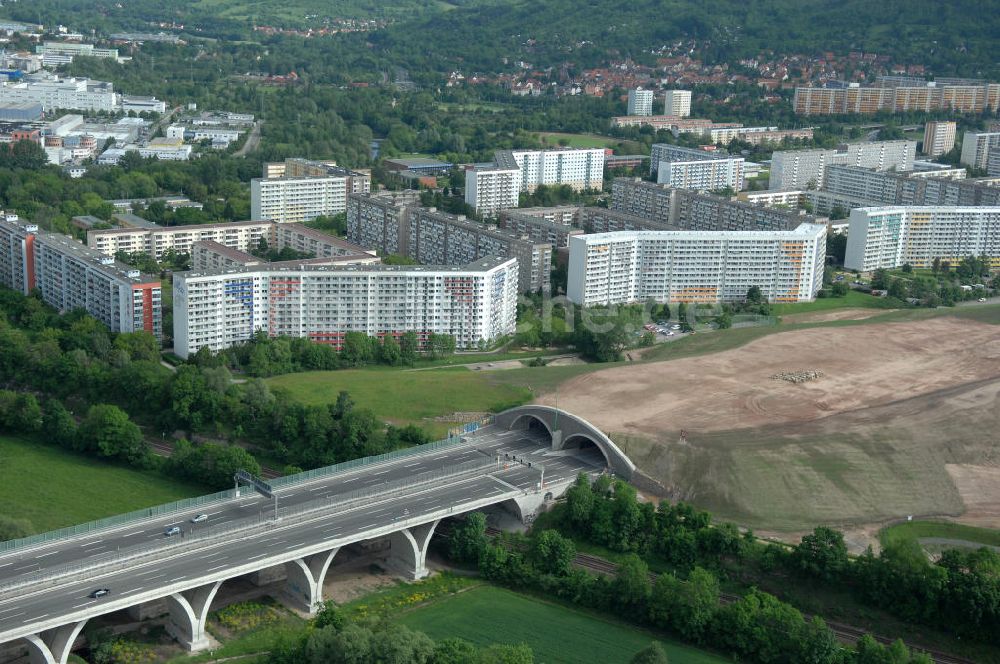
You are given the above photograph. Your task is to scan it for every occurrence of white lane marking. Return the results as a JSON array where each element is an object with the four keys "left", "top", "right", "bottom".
[
  {"left": 0, "top": 606, "right": 24, "bottom": 615},
  {"left": 340, "top": 477, "right": 359, "bottom": 483},
  {"left": 122, "top": 528, "right": 147, "bottom": 536},
  {"left": 14, "top": 564, "right": 36, "bottom": 571},
  {"left": 25, "top": 614, "right": 48, "bottom": 622},
  {"left": 72, "top": 602, "right": 93, "bottom": 609},
  {"left": 371, "top": 470, "right": 390, "bottom": 476},
  {"left": 247, "top": 553, "right": 267, "bottom": 561},
  {"left": 0, "top": 562, "right": 12, "bottom": 569},
  {"left": 80, "top": 539, "right": 104, "bottom": 547},
  {"left": 35, "top": 551, "right": 59, "bottom": 558},
  {"left": 171, "top": 576, "right": 187, "bottom": 582}
]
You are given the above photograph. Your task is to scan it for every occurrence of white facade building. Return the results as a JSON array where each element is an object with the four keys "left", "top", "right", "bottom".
[
  {"left": 769, "top": 140, "right": 916, "bottom": 190},
  {"left": 568, "top": 224, "right": 826, "bottom": 306},
  {"left": 922, "top": 121, "right": 957, "bottom": 157},
  {"left": 465, "top": 165, "right": 520, "bottom": 216},
  {"left": 173, "top": 256, "right": 519, "bottom": 358},
  {"left": 663, "top": 90, "right": 692, "bottom": 117},
  {"left": 494, "top": 148, "right": 605, "bottom": 193},
  {"left": 252, "top": 176, "right": 350, "bottom": 223},
  {"left": 844, "top": 206, "right": 1000, "bottom": 271},
  {"left": 0, "top": 74, "right": 117, "bottom": 112},
  {"left": 650, "top": 144, "right": 745, "bottom": 191},
  {"left": 960, "top": 132, "right": 1000, "bottom": 171},
  {"left": 627, "top": 88, "right": 655, "bottom": 116}
]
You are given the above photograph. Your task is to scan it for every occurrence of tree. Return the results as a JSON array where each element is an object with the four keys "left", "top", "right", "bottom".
[
  {"left": 629, "top": 643, "right": 669, "bottom": 664},
  {"left": 530, "top": 529, "right": 576, "bottom": 576},
  {"left": 901, "top": 263, "right": 913, "bottom": 274},
  {"left": 479, "top": 643, "right": 534, "bottom": 664},
  {"left": 745, "top": 286, "right": 764, "bottom": 304},
  {"left": 613, "top": 554, "right": 650, "bottom": 607},
  {"left": 565, "top": 473, "right": 595, "bottom": 530},
  {"left": 78, "top": 404, "right": 149, "bottom": 464},
  {"left": 42, "top": 399, "right": 77, "bottom": 448},
  {"left": 426, "top": 333, "right": 456, "bottom": 359},
  {"left": 432, "top": 638, "right": 479, "bottom": 664},
  {"left": 370, "top": 624, "right": 435, "bottom": 664},
  {"left": 400, "top": 331, "right": 419, "bottom": 366},
  {"left": 313, "top": 601, "right": 345, "bottom": 631},
  {"left": 341, "top": 332, "right": 374, "bottom": 367},
  {"left": 449, "top": 512, "right": 488, "bottom": 564},
  {"left": 305, "top": 623, "right": 372, "bottom": 664},
  {"left": 380, "top": 334, "right": 402, "bottom": 366},
  {"left": 793, "top": 526, "right": 849, "bottom": 581}
]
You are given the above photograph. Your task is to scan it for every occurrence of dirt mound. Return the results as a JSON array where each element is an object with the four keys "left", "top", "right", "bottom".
[{"left": 541, "top": 317, "right": 1000, "bottom": 531}]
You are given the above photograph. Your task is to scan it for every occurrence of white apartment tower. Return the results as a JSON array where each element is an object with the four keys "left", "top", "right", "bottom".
[
  {"left": 960, "top": 132, "right": 1000, "bottom": 171},
  {"left": 769, "top": 140, "right": 916, "bottom": 190},
  {"left": 627, "top": 87, "right": 655, "bottom": 116},
  {"left": 663, "top": 90, "right": 692, "bottom": 117},
  {"left": 845, "top": 206, "right": 1000, "bottom": 271},
  {"left": 922, "top": 121, "right": 957, "bottom": 157},
  {"left": 464, "top": 165, "right": 521, "bottom": 217},
  {"left": 494, "top": 148, "right": 605, "bottom": 193},
  {"left": 650, "top": 144, "right": 745, "bottom": 191},
  {"left": 567, "top": 224, "right": 826, "bottom": 306},
  {"left": 173, "top": 257, "right": 519, "bottom": 358}
]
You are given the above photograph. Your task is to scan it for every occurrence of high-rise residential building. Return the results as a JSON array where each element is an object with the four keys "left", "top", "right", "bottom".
[
  {"left": 960, "top": 132, "right": 1000, "bottom": 171},
  {"left": 793, "top": 82, "right": 1000, "bottom": 115},
  {"left": 173, "top": 256, "right": 519, "bottom": 358},
  {"left": 823, "top": 164, "right": 1000, "bottom": 208},
  {"left": 464, "top": 165, "right": 521, "bottom": 216},
  {"left": 988, "top": 147, "right": 1000, "bottom": 178},
  {"left": 663, "top": 90, "right": 692, "bottom": 117},
  {"left": 87, "top": 220, "right": 373, "bottom": 262},
  {"left": 347, "top": 192, "right": 552, "bottom": 294},
  {"left": 251, "top": 159, "right": 370, "bottom": 223},
  {"left": 844, "top": 207, "right": 1000, "bottom": 271},
  {"left": 769, "top": 140, "right": 916, "bottom": 190},
  {"left": 649, "top": 144, "right": 745, "bottom": 191},
  {"left": 497, "top": 208, "right": 585, "bottom": 248},
  {"left": 627, "top": 87, "right": 655, "bottom": 116},
  {"left": 609, "top": 178, "right": 812, "bottom": 231},
  {"left": 0, "top": 217, "right": 162, "bottom": 339},
  {"left": 493, "top": 148, "right": 605, "bottom": 193},
  {"left": 922, "top": 121, "right": 957, "bottom": 157},
  {"left": 567, "top": 224, "right": 826, "bottom": 306}
]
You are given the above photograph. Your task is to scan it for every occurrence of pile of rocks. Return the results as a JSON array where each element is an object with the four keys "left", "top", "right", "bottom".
[{"left": 771, "top": 370, "right": 824, "bottom": 384}]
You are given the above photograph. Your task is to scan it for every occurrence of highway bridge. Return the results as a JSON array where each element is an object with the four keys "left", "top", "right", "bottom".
[{"left": 0, "top": 406, "right": 633, "bottom": 664}]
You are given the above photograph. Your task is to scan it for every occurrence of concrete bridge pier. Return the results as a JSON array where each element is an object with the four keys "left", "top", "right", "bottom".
[
  {"left": 165, "top": 580, "right": 222, "bottom": 651},
  {"left": 386, "top": 520, "right": 439, "bottom": 580},
  {"left": 22, "top": 621, "right": 87, "bottom": 664},
  {"left": 282, "top": 547, "right": 340, "bottom": 614}
]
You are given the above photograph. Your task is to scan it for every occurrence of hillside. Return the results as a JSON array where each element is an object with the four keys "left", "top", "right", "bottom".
[{"left": 373, "top": 0, "right": 1000, "bottom": 76}]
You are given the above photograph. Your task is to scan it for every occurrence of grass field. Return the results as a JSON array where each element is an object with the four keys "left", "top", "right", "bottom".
[
  {"left": 770, "top": 290, "right": 893, "bottom": 315},
  {"left": 397, "top": 586, "right": 727, "bottom": 664},
  {"left": 532, "top": 132, "right": 646, "bottom": 155},
  {"left": 0, "top": 435, "right": 203, "bottom": 536},
  {"left": 267, "top": 368, "right": 531, "bottom": 435},
  {"left": 880, "top": 520, "right": 1000, "bottom": 550}
]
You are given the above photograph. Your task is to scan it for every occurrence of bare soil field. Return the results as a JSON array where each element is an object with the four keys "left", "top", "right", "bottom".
[
  {"left": 780, "top": 308, "right": 895, "bottom": 324},
  {"left": 540, "top": 317, "right": 1000, "bottom": 532}
]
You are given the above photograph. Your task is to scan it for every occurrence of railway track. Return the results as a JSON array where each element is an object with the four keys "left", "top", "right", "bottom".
[{"left": 462, "top": 526, "right": 976, "bottom": 664}]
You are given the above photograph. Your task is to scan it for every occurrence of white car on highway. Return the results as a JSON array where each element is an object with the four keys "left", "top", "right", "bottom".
[{"left": 190, "top": 514, "right": 208, "bottom": 523}]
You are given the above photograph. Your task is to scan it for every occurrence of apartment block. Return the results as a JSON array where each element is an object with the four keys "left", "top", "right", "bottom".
[
  {"left": 173, "top": 256, "right": 519, "bottom": 358},
  {"left": 497, "top": 208, "right": 585, "bottom": 248},
  {"left": 650, "top": 144, "right": 745, "bottom": 191},
  {"left": 793, "top": 83, "right": 1000, "bottom": 116},
  {"left": 347, "top": 192, "right": 551, "bottom": 294},
  {"left": 189, "top": 240, "right": 379, "bottom": 272},
  {"left": 493, "top": 148, "right": 605, "bottom": 193},
  {"left": 845, "top": 207, "right": 1000, "bottom": 271},
  {"left": 88, "top": 220, "right": 372, "bottom": 262},
  {"left": 663, "top": 90, "right": 692, "bottom": 117},
  {"left": 567, "top": 224, "right": 826, "bottom": 306},
  {"left": 769, "top": 140, "right": 915, "bottom": 190},
  {"left": 823, "top": 165, "right": 1000, "bottom": 207},
  {"left": 0, "top": 73, "right": 118, "bottom": 112},
  {"left": 627, "top": 88, "right": 655, "bottom": 116},
  {"left": 960, "top": 132, "right": 1000, "bottom": 171},
  {"left": 464, "top": 165, "right": 520, "bottom": 217},
  {"left": 610, "top": 178, "right": 810, "bottom": 231},
  {"left": 264, "top": 158, "right": 372, "bottom": 195},
  {"left": 922, "top": 121, "right": 957, "bottom": 157},
  {"left": 0, "top": 218, "right": 161, "bottom": 338}
]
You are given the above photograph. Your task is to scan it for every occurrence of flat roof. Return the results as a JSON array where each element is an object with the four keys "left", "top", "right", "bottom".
[
  {"left": 383, "top": 157, "right": 453, "bottom": 169},
  {"left": 112, "top": 213, "right": 161, "bottom": 229},
  {"left": 179, "top": 254, "right": 513, "bottom": 280}
]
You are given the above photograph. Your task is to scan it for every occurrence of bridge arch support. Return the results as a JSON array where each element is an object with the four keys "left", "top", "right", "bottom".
[
  {"left": 22, "top": 620, "right": 87, "bottom": 664},
  {"left": 495, "top": 406, "right": 635, "bottom": 479},
  {"left": 165, "top": 580, "right": 222, "bottom": 651},
  {"left": 283, "top": 547, "right": 340, "bottom": 613},
  {"left": 387, "top": 520, "right": 439, "bottom": 580}
]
